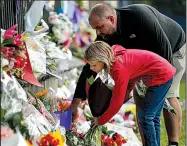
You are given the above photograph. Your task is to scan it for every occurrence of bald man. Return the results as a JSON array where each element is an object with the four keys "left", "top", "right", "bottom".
[{"left": 71, "top": 3, "right": 186, "bottom": 146}]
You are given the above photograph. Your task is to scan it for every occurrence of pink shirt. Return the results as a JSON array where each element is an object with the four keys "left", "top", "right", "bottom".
[{"left": 98, "top": 45, "right": 176, "bottom": 125}]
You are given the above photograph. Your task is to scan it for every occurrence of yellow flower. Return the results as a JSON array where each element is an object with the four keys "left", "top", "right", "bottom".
[
  {"left": 35, "top": 89, "right": 49, "bottom": 97},
  {"left": 35, "top": 92, "right": 43, "bottom": 97},
  {"left": 39, "top": 130, "right": 66, "bottom": 146},
  {"left": 25, "top": 140, "right": 33, "bottom": 146},
  {"left": 42, "top": 89, "right": 49, "bottom": 95},
  {"left": 52, "top": 130, "right": 66, "bottom": 146}
]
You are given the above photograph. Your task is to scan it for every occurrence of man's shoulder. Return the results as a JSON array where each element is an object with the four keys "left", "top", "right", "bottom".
[
  {"left": 116, "top": 4, "right": 147, "bottom": 10},
  {"left": 116, "top": 4, "right": 153, "bottom": 13}
]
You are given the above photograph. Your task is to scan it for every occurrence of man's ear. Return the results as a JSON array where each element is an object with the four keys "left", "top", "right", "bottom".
[{"left": 107, "top": 16, "right": 115, "bottom": 24}]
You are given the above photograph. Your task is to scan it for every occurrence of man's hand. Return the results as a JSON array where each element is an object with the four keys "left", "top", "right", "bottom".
[{"left": 70, "top": 98, "right": 81, "bottom": 122}]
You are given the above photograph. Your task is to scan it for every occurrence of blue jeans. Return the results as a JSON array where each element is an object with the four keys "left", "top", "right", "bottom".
[{"left": 137, "top": 78, "right": 173, "bottom": 146}]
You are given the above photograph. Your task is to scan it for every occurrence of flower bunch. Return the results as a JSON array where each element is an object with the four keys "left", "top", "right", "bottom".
[
  {"left": 57, "top": 99, "right": 71, "bottom": 112},
  {"left": 1, "top": 24, "right": 27, "bottom": 79},
  {"left": 37, "top": 130, "right": 65, "bottom": 146},
  {"left": 66, "top": 123, "right": 93, "bottom": 146},
  {"left": 35, "top": 89, "right": 53, "bottom": 112},
  {"left": 100, "top": 126, "right": 127, "bottom": 146},
  {"left": 101, "top": 132, "right": 127, "bottom": 146},
  {"left": 38, "top": 134, "right": 60, "bottom": 146}
]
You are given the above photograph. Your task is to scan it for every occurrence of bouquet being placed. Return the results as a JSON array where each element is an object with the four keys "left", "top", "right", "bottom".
[
  {"left": 86, "top": 70, "right": 114, "bottom": 117},
  {"left": 65, "top": 123, "right": 95, "bottom": 146}
]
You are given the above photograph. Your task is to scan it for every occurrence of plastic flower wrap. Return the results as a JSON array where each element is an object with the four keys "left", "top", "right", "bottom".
[
  {"left": 1, "top": 71, "right": 31, "bottom": 140},
  {"left": 27, "top": 90, "right": 57, "bottom": 126},
  {"left": 24, "top": 34, "right": 46, "bottom": 76},
  {"left": 1, "top": 70, "right": 27, "bottom": 119},
  {"left": 36, "top": 32, "right": 73, "bottom": 77},
  {"left": 22, "top": 102, "right": 53, "bottom": 138},
  {"left": 45, "top": 12, "right": 73, "bottom": 75},
  {"left": 35, "top": 89, "right": 54, "bottom": 112},
  {"left": 1, "top": 131, "right": 29, "bottom": 146}
]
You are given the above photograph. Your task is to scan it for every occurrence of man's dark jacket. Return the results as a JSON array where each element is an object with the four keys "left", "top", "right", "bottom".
[{"left": 73, "top": 4, "right": 186, "bottom": 100}]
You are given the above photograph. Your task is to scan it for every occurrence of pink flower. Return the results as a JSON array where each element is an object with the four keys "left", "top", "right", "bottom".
[
  {"left": 12, "top": 32, "right": 24, "bottom": 47},
  {"left": 1, "top": 47, "right": 14, "bottom": 59},
  {"left": 3, "top": 24, "right": 18, "bottom": 39},
  {"left": 1, "top": 126, "right": 14, "bottom": 139}
]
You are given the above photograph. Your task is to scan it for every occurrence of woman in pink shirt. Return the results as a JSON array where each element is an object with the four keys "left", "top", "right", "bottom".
[{"left": 84, "top": 41, "right": 176, "bottom": 146}]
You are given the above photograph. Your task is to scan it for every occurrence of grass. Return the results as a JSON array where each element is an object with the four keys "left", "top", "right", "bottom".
[{"left": 160, "top": 81, "right": 186, "bottom": 146}]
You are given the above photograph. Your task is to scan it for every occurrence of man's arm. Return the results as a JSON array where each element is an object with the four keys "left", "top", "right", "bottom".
[
  {"left": 71, "top": 64, "right": 97, "bottom": 122},
  {"left": 73, "top": 64, "right": 97, "bottom": 100}
]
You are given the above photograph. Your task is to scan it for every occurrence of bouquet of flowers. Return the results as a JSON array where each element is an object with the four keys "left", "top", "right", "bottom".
[
  {"left": 100, "top": 126, "right": 127, "bottom": 146},
  {"left": 1, "top": 24, "right": 27, "bottom": 78},
  {"left": 86, "top": 69, "right": 114, "bottom": 117},
  {"left": 35, "top": 89, "right": 54, "bottom": 112},
  {"left": 1, "top": 24, "right": 41, "bottom": 86},
  {"left": 27, "top": 90, "right": 57, "bottom": 126},
  {"left": 65, "top": 123, "right": 94, "bottom": 146},
  {"left": 37, "top": 130, "right": 66, "bottom": 146},
  {"left": 48, "top": 12, "right": 73, "bottom": 46}
]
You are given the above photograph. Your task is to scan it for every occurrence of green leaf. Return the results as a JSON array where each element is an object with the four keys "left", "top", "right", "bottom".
[
  {"left": 64, "top": 80, "right": 69, "bottom": 87},
  {"left": 87, "top": 75, "right": 95, "bottom": 85},
  {"left": 1, "top": 108, "right": 6, "bottom": 121},
  {"left": 84, "top": 111, "right": 93, "bottom": 121},
  {"left": 3, "top": 38, "right": 13, "bottom": 44},
  {"left": 101, "top": 126, "right": 108, "bottom": 134},
  {"left": 94, "top": 128, "right": 102, "bottom": 146},
  {"left": 106, "top": 130, "right": 115, "bottom": 136}
]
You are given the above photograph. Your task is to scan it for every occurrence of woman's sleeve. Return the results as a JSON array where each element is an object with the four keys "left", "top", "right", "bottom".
[{"left": 98, "top": 67, "right": 130, "bottom": 125}]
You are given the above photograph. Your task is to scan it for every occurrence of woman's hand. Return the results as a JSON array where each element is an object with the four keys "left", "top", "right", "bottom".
[{"left": 91, "top": 117, "right": 98, "bottom": 128}]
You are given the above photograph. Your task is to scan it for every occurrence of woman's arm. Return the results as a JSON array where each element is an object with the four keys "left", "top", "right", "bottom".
[{"left": 98, "top": 67, "right": 130, "bottom": 125}]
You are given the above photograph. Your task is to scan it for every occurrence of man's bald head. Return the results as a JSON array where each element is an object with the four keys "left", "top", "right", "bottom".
[
  {"left": 88, "top": 3, "right": 117, "bottom": 40},
  {"left": 89, "top": 3, "right": 116, "bottom": 20}
]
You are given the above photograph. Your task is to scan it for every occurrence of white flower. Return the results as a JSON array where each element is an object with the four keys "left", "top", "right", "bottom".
[
  {"left": 1, "top": 58, "right": 9, "bottom": 67},
  {"left": 73, "top": 136, "right": 78, "bottom": 145},
  {"left": 9, "top": 58, "right": 15, "bottom": 69}
]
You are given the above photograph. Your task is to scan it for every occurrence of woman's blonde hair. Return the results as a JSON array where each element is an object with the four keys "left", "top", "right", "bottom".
[{"left": 84, "top": 41, "right": 115, "bottom": 73}]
